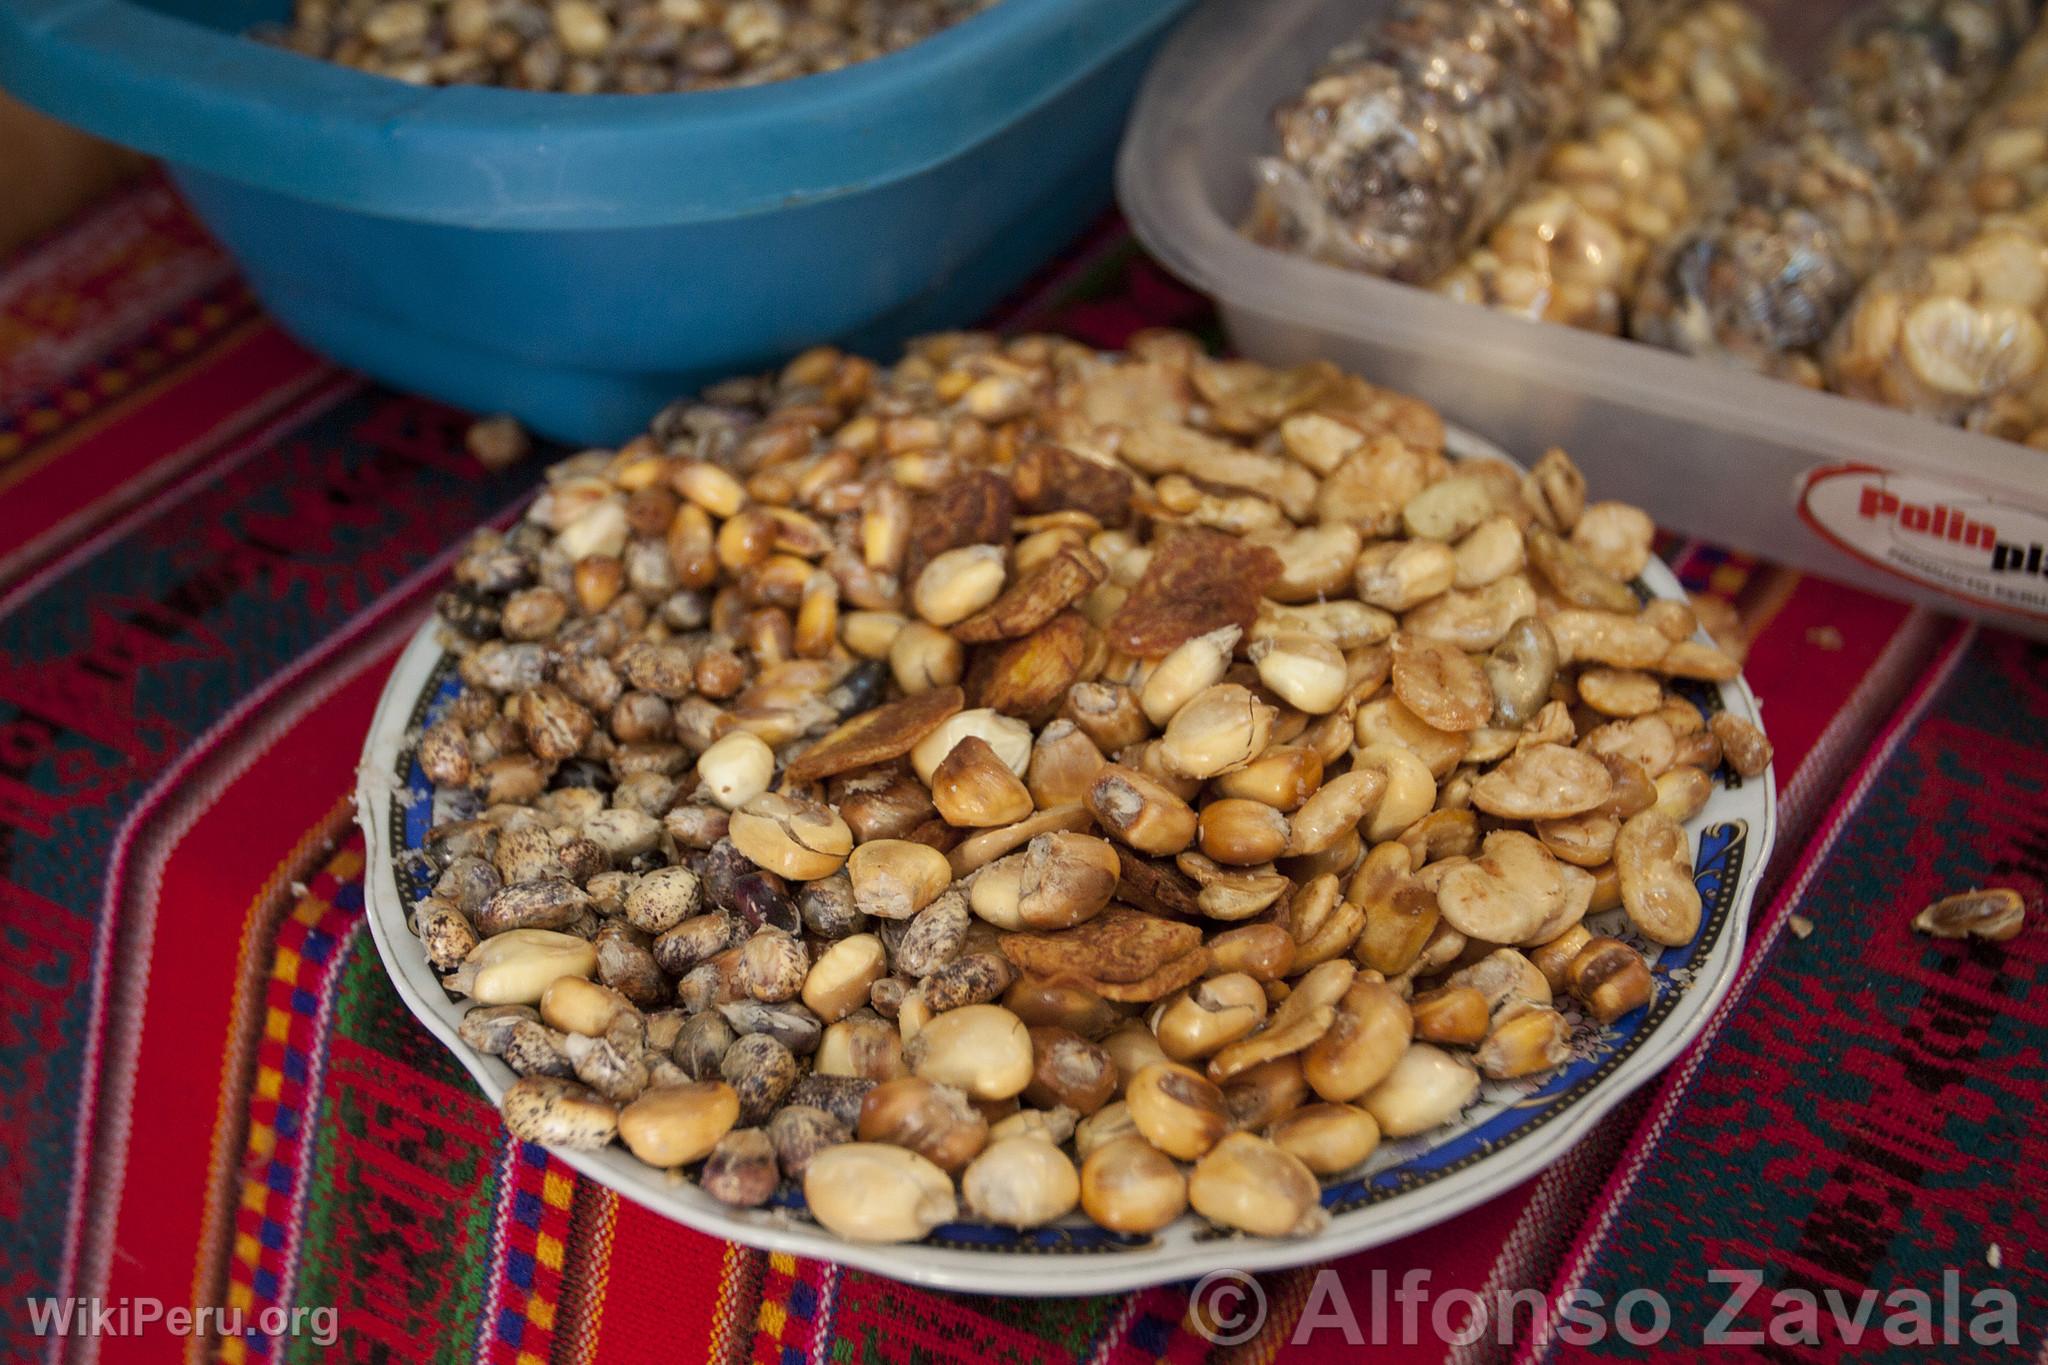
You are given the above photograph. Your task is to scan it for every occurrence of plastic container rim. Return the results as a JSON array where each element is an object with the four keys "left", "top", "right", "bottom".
[
  {"left": 1115, "top": 0, "right": 2048, "bottom": 497},
  {"left": 0, "top": 0, "right": 1190, "bottom": 229}
]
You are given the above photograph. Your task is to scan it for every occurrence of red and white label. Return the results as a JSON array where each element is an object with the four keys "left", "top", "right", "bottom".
[{"left": 1798, "top": 464, "right": 2048, "bottom": 621}]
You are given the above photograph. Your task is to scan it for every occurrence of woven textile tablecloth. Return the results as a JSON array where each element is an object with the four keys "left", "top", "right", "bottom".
[{"left": 2, "top": 179, "right": 2043, "bottom": 1365}]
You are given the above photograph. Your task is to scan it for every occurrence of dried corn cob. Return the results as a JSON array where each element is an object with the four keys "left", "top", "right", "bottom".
[
  {"left": 1630, "top": 0, "right": 2041, "bottom": 382},
  {"left": 1825, "top": 24, "right": 2048, "bottom": 443},
  {"left": 1434, "top": 1, "right": 1789, "bottom": 333},
  {"left": 1252, "top": 0, "right": 1679, "bottom": 285}
]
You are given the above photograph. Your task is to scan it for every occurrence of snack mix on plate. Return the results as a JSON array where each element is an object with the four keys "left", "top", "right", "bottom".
[
  {"left": 1824, "top": 23, "right": 2048, "bottom": 444},
  {"left": 1251, "top": 0, "right": 1682, "bottom": 284},
  {"left": 411, "top": 332, "right": 1771, "bottom": 1243},
  {"left": 261, "top": 0, "right": 995, "bottom": 92},
  {"left": 1629, "top": 0, "right": 2042, "bottom": 382},
  {"left": 1433, "top": 0, "right": 1789, "bottom": 332}
]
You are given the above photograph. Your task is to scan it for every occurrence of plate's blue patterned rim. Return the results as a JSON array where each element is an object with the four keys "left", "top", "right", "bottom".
[{"left": 392, "top": 655, "right": 1745, "bottom": 1255}]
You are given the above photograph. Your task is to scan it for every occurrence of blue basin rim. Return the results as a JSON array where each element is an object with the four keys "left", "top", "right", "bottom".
[{"left": 0, "top": 0, "right": 1192, "bottom": 230}]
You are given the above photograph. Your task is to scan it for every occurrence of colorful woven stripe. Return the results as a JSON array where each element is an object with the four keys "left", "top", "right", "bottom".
[{"left": 2, "top": 175, "right": 2040, "bottom": 1365}]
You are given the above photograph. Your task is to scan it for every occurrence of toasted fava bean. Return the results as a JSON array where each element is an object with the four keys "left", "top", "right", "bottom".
[
  {"left": 1079, "top": 1135, "right": 1187, "bottom": 1234},
  {"left": 1615, "top": 810, "right": 1701, "bottom": 947},
  {"left": 1453, "top": 515, "right": 1525, "bottom": 589},
  {"left": 448, "top": 930, "right": 598, "bottom": 1005},
  {"left": 1912, "top": 888, "right": 2025, "bottom": 942},
  {"left": 696, "top": 732, "right": 775, "bottom": 811},
  {"left": 1157, "top": 685, "right": 1275, "bottom": 780},
  {"left": 1476, "top": 1008, "right": 1572, "bottom": 1080},
  {"left": 728, "top": 793, "right": 853, "bottom": 881},
  {"left": 1390, "top": 632, "right": 1493, "bottom": 732},
  {"left": 1303, "top": 979, "right": 1412, "bottom": 1102},
  {"left": 1436, "top": 831, "right": 1572, "bottom": 945},
  {"left": 539, "top": 977, "right": 634, "bottom": 1037},
  {"left": 1086, "top": 766, "right": 1198, "bottom": 856},
  {"left": 1571, "top": 502, "right": 1654, "bottom": 581},
  {"left": 1155, "top": 975, "right": 1269, "bottom": 1062},
  {"left": 910, "top": 709, "right": 1033, "bottom": 785},
  {"left": 857, "top": 1076, "right": 988, "bottom": 1173},
  {"left": 1188, "top": 1133, "right": 1329, "bottom": 1239},
  {"left": 766, "top": 1105, "right": 849, "bottom": 1180},
  {"left": 1652, "top": 766, "right": 1713, "bottom": 824},
  {"left": 1658, "top": 640, "right": 1742, "bottom": 682},
  {"left": 1354, "top": 695, "right": 1468, "bottom": 780},
  {"left": 502, "top": 1076, "right": 618, "bottom": 1149},
  {"left": 802, "top": 934, "right": 888, "bottom": 1022},
  {"left": 1549, "top": 611, "right": 1670, "bottom": 670},
  {"left": 816, "top": 1011, "right": 907, "bottom": 1082},
  {"left": 1126, "top": 1062, "right": 1230, "bottom": 1160},
  {"left": 1022, "top": 1026, "right": 1118, "bottom": 1114},
  {"left": 1577, "top": 668, "right": 1664, "bottom": 718},
  {"left": 847, "top": 839, "right": 952, "bottom": 920},
  {"left": 1251, "top": 633, "right": 1350, "bottom": 714},
  {"left": 905, "top": 1004, "right": 1033, "bottom": 1101},
  {"left": 1470, "top": 743, "right": 1612, "bottom": 820},
  {"left": 1536, "top": 810, "right": 1620, "bottom": 868},
  {"left": 1708, "top": 713, "right": 1774, "bottom": 778},
  {"left": 962, "top": 1136, "right": 1080, "bottom": 1228},
  {"left": 1360, "top": 1044, "right": 1480, "bottom": 1137},
  {"left": 617, "top": 1081, "right": 739, "bottom": 1166},
  {"left": 1410, "top": 985, "right": 1490, "bottom": 1046},
  {"left": 1200, "top": 798, "right": 1292, "bottom": 866},
  {"left": 1212, "top": 744, "right": 1323, "bottom": 811},
  {"left": 1270, "top": 1102, "right": 1380, "bottom": 1175},
  {"left": 1566, "top": 937, "right": 1654, "bottom": 1023},
  {"left": 1206, "top": 923, "right": 1297, "bottom": 982},
  {"left": 1026, "top": 721, "right": 1106, "bottom": 809}
]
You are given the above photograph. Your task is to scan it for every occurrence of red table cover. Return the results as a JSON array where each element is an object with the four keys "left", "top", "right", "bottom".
[{"left": 2, "top": 178, "right": 2042, "bottom": 1365}]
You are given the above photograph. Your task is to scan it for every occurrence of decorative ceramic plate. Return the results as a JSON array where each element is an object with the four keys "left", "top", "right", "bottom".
[{"left": 355, "top": 432, "right": 1776, "bottom": 1296}]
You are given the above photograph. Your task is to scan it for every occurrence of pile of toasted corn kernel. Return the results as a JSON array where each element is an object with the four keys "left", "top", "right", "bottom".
[
  {"left": 413, "top": 331, "right": 1772, "bottom": 1243},
  {"left": 1825, "top": 24, "right": 2048, "bottom": 445},
  {"left": 1434, "top": 0, "right": 1789, "bottom": 334},
  {"left": 1629, "top": 0, "right": 2039, "bottom": 384}
]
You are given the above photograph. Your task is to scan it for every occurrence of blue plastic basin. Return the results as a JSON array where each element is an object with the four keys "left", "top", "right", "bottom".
[{"left": 0, "top": 0, "right": 1194, "bottom": 441}]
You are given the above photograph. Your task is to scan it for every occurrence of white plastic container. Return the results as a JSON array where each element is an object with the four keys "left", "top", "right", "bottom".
[{"left": 1118, "top": 0, "right": 2048, "bottom": 636}]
